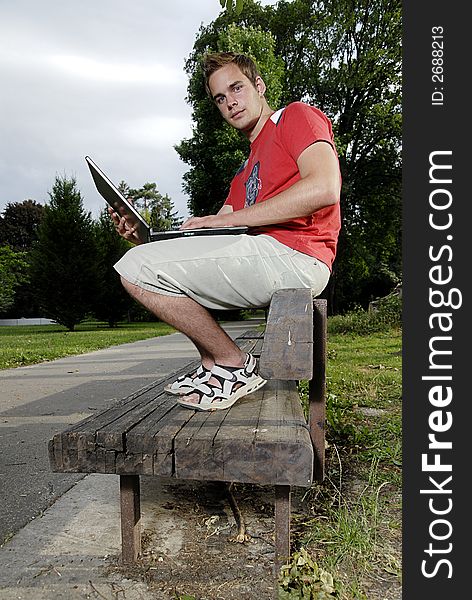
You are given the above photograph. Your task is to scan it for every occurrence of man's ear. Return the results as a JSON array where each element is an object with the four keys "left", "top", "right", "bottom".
[{"left": 255, "top": 76, "right": 266, "bottom": 97}]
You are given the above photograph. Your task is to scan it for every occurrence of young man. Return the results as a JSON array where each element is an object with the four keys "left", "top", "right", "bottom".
[{"left": 111, "top": 52, "right": 341, "bottom": 411}]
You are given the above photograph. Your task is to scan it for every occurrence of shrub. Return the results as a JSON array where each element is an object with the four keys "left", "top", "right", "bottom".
[{"left": 328, "top": 294, "right": 401, "bottom": 336}]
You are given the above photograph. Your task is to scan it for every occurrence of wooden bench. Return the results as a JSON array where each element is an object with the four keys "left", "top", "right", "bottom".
[{"left": 48, "top": 289, "right": 327, "bottom": 576}]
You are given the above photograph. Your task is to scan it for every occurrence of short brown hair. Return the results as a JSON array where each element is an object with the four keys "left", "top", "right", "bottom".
[{"left": 202, "top": 52, "right": 261, "bottom": 98}]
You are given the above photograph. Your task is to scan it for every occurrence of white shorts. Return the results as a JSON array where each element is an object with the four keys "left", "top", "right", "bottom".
[{"left": 114, "top": 233, "right": 330, "bottom": 311}]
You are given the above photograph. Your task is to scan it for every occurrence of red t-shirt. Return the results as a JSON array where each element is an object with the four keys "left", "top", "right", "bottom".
[{"left": 224, "top": 101, "right": 341, "bottom": 270}]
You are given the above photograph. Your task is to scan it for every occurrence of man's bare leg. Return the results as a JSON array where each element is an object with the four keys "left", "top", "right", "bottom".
[{"left": 121, "top": 278, "right": 246, "bottom": 369}]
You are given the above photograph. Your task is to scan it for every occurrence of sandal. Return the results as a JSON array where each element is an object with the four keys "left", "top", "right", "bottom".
[
  {"left": 177, "top": 353, "right": 266, "bottom": 411},
  {"left": 165, "top": 364, "right": 211, "bottom": 395}
]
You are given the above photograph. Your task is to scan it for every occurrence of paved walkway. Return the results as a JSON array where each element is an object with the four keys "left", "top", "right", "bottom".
[{"left": 0, "top": 321, "right": 278, "bottom": 600}]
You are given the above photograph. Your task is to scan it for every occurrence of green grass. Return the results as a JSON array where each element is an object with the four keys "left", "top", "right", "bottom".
[
  {"left": 0, "top": 321, "right": 176, "bottom": 369},
  {"left": 284, "top": 327, "right": 402, "bottom": 600}
]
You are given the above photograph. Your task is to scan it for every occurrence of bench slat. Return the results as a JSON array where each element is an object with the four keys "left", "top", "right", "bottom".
[{"left": 259, "top": 289, "right": 314, "bottom": 380}]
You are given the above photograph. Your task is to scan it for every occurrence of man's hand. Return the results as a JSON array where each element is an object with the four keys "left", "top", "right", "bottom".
[
  {"left": 180, "top": 213, "right": 235, "bottom": 230},
  {"left": 108, "top": 207, "right": 143, "bottom": 245}
]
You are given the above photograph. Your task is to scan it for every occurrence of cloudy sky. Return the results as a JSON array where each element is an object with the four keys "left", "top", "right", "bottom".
[{"left": 0, "top": 0, "right": 277, "bottom": 221}]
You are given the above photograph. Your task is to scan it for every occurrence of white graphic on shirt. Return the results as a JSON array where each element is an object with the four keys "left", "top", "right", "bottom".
[{"left": 244, "top": 161, "right": 262, "bottom": 207}]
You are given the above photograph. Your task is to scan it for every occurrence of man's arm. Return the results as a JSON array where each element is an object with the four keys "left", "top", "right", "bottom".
[
  {"left": 180, "top": 141, "right": 340, "bottom": 230},
  {"left": 217, "top": 204, "right": 234, "bottom": 216}
]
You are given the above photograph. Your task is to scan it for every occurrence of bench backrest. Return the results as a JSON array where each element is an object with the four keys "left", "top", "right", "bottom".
[{"left": 259, "top": 289, "right": 327, "bottom": 481}]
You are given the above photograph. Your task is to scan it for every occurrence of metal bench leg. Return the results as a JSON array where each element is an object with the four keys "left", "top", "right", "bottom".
[
  {"left": 275, "top": 485, "right": 291, "bottom": 573},
  {"left": 310, "top": 300, "right": 327, "bottom": 481},
  {"left": 120, "top": 475, "right": 141, "bottom": 563}
]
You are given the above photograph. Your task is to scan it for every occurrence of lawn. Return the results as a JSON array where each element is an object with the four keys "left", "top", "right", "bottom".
[
  {"left": 281, "top": 327, "right": 402, "bottom": 599},
  {"left": 0, "top": 321, "right": 176, "bottom": 370}
]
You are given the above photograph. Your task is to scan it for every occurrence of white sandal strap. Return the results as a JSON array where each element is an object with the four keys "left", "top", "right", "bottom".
[
  {"left": 166, "top": 364, "right": 211, "bottom": 394},
  {"left": 178, "top": 354, "right": 263, "bottom": 409}
]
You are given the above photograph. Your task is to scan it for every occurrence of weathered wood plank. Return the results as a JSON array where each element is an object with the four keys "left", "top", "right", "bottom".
[
  {"left": 51, "top": 337, "right": 260, "bottom": 465},
  {"left": 96, "top": 393, "right": 169, "bottom": 451},
  {"left": 235, "top": 335, "right": 263, "bottom": 356},
  {"left": 173, "top": 393, "right": 263, "bottom": 483},
  {"left": 48, "top": 435, "right": 64, "bottom": 472},
  {"left": 259, "top": 289, "right": 314, "bottom": 380},
  {"left": 260, "top": 340, "right": 313, "bottom": 380},
  {"left": 250, "top": 336, "right": 264, "bottom": 357},
  {"left": 95, "top": 448, "right": 106, "bottom": 474},
  {"left": 62, "top": 359, "right": 201, "bottom": 437},
  {"left": 255, "top": 380, "right": 308, "bottom": 442},
  {"left": 116, "top": 452, "right": 145, "bottom": 475},
  {"left": 124, "top": 396, "right": 183, "bottom": 454},
  {"left": 59, "top": 430, "right": 79, "bottom": 472},
  {"left": 142, "top": 453, "right": 154, "bottom": 475},
  {"left": 48, "top": 438, "right": 60, "bottom": 471},
  {"left": 236, "top": 330, "right": 264, "bottom": 340},
  {"left": 49, "top": 365, "right": 199, "bottom": 472},
  {"left": 251, "top": 380, "right": 313, "bottom": 487},
  {"left": 174, "top": 390, "right": 262, "bottom": 481},
  {"left": 105, "top": 450, "right": 116, "bottom": 473},
  {"left": 126, "top": 403, "right": 195, "bottom": 476},
  {"left": 51, "top": 337, "right": 261, "bottom": 474},
  {"left": 173, "top": 381, "right": 313, "bottom": 486},
  {"left": 123, "top": 336, "right": 263, "bottom": 465},
  {"left": 217, "top": 381, "right": 312, "bottom": 486},
  {"left": 49, "top": 359, "right": 203, "bottom": 473}
]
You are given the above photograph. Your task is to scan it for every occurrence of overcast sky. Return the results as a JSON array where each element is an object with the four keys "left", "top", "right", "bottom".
[{"left": 0, "top": 0, "right": 277, "bottom": 221}]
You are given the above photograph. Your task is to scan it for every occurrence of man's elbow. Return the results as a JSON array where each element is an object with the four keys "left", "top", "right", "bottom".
[
  {"left": 317, "top": 184, "right": 340, "bottom": 208},
  {"left": 323, "top": 193, "right": 339, "bottom": 207}
]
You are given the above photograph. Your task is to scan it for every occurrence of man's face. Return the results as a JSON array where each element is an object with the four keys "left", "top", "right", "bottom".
[{"left": 208, "top": 63, "right": 266, "bottom": 135}]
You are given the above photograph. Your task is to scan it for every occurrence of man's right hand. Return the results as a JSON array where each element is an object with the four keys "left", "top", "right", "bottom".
[{"left": 108, "top": 207, "right": 142, "bottom": 245}]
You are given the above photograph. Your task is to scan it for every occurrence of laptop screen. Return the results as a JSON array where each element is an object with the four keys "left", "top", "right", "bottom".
[
  {"left": 85, "top": 156, "right": 249, "bottom": 244},
  {"left": 85, "top": 156, "right": 150, "bottom": 243}
]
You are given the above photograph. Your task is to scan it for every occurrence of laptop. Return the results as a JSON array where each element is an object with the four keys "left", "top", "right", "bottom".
[{"left": 85, "top": 156, "right": 248, "bottom": 244}]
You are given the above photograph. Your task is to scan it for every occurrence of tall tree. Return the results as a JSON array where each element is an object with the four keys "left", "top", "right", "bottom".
[
  {"left": 92, "top": 209, "right": 133, "bottom": 327},
  {"left": 0, "top": 200, "right": 45, "bottom": 251},
  {"left": 30, "top": 176, "right": 99, "bottom": 331}
]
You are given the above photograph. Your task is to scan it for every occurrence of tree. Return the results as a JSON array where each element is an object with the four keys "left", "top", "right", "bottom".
[
  {"left": 92, "top": 209, "right": 133, "bottom": 327},
  {"left": 128, "top": 182, "right": 182, "bottom": 230},
  {"left": 0, "top": 200, "right": 45, "bottom": 251},
  {"left": 117, "top": 180, "right": 132, "bottom": 198},
  {"left": 177, "top": 0, "right": 402, "bottom": 311},
  {"left": 30, "top": 176, "right": 99, "bottom": 331},
  {"left": 219, "top": 0, "right": 246, "bottom": 14},
  {"left": 0, "top": 246, "right": 29, "bottom": 314}
]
